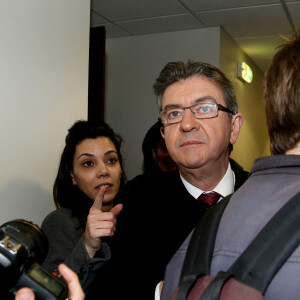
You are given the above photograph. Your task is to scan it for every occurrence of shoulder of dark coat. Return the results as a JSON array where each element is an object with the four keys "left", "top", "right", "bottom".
[{"left": 41, "top": 207, "right": 80, "bottom": 229}]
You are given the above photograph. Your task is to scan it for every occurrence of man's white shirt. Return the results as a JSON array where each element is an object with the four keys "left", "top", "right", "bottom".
[{"left": 180, "top": 162, "right": 235, "bottom": 200}]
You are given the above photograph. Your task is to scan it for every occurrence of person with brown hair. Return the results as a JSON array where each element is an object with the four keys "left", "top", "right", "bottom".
[{"left": 161, "top": 30, "right": 300, "bottom": 300}]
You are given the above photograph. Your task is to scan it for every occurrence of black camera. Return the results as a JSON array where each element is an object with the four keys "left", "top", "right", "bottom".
[{"left": 0, "top": 219, "right": 68, "bottom": 300}]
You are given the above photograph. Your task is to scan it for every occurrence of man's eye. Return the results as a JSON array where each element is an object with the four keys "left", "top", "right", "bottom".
[
  {"left": 83, "top": 161, "right": 93, "bottom": 167},
  {"left": 199, "top": 105, "right": 213, "bottom": 113},
  {"left": 168, "top": 110, "right": 182, "bottom": 119}
]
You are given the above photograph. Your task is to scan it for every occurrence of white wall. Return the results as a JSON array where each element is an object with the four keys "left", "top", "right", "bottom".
[
  {"left": 105, "top": 27, "right": 221, "bottom": 180},
  {"left": 0, "top": 0, "right": 90, "bottom": 226}
]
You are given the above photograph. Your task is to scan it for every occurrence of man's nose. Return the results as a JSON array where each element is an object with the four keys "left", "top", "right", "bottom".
[{"left": 179, "top": 108, "right": 199, "bottom": 132}]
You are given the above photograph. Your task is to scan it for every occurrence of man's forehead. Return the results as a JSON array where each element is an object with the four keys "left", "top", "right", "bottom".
[{"left": 161, "top": 77, "right": 224, "bottom": 108}]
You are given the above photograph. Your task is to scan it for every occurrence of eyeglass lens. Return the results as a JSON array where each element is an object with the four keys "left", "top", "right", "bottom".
[{"left": 162, "top": 102, "right": 218, "bottom": 124}]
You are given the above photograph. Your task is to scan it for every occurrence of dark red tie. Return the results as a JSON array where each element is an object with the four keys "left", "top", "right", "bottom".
[{"left": 197, "top": 192, "right": 221, "bottom": 207}]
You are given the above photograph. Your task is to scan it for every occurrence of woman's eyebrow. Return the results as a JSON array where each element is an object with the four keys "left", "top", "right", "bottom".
[
  {"left": 77, "top": 150, "right": 118, "bottom": 160},
  {"left": 77, "top": 153, "right": 94, "bottom": 160},
  {"left": 104, "top": 150, "right": 118, "bottom": 156}
]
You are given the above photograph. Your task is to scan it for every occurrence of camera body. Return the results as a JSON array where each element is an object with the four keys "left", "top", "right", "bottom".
[{"left": 0, "top": 219, "right": 68, "bottom": 300}]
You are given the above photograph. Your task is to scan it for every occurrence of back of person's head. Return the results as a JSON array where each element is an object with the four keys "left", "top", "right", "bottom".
[
  {"left": 54, "top": 120, "right": 126, "bottom": 211},
  {"left": 153, "top": 60, "right": 238, "bottom": 118},
  {"left": 263, "top": 30, "right": 300, "bottom": 155}
]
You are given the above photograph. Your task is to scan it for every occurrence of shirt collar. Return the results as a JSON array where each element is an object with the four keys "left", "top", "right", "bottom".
[{"left": 180, "top": 162, "right": 235, "bottom": 199}]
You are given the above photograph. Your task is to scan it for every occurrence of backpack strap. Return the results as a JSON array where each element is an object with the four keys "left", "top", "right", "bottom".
[
  {"left": 199, "top": 190, "right": 300, "bottom": 300},
  {"left": 229, "top": 190, "right": 300, "bottom": 293},
  {"left": 177, "top": 194, "right": 232, "bottom": 300}
]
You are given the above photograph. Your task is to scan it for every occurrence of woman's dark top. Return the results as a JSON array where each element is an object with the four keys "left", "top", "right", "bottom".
[{"left": 41, "top": 207, "right": 110, "bottom": 291}]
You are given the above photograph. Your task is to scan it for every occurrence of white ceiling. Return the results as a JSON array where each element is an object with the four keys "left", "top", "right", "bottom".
[{"left": 90, "top": 0, "right": 300, "bottom": 73}]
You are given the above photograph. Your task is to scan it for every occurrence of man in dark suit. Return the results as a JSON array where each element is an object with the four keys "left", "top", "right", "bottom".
[
  {"left": 87, "top": 61, "right": 248, "bottom": 300},
  {"left": 152, "top": 60, "right": 245, "bottom": 299}
]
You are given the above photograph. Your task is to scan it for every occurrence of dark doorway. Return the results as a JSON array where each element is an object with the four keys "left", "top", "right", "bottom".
[{"left": 88, "top": 26, "right": 106, "bottom": 121}]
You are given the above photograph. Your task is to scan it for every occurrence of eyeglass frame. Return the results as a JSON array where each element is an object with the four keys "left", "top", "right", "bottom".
[{"left": 159, "top": 101, "right": 236, "bottom": 127}]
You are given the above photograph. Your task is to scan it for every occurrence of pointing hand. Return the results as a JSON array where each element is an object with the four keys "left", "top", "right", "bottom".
[{"left": 84, "top": 187, "right": 123, "bottom": 257}]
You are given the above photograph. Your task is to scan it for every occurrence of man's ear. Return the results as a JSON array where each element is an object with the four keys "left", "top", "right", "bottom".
[
  {"left": 230, "top": 113, "right": 243, "bottom": 145},
  {"left": 160, "top": 126, "right": 165, "bottom": 138},
  {"left": 70, "top": 172, "right": 77, "bottom": 185}
]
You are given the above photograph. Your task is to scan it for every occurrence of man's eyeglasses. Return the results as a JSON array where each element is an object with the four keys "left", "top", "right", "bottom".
[{"left": 159, "top": 102, "right": 235, "bottom": 126}]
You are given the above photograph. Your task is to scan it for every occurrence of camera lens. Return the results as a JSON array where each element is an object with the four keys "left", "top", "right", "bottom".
[{"left": 0, "top": 219, "right": 48, "bottom": 287}]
